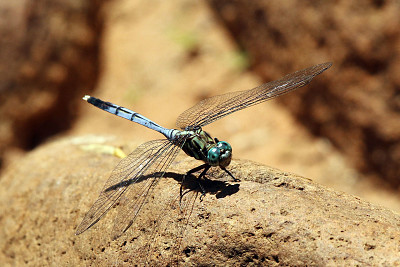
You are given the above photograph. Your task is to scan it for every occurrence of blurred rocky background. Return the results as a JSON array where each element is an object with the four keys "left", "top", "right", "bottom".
[
  {"left": 208, "top": 0, "right": 400, "bottom": 190},
  {"left": 1, "top": 0, "right": 400, "bottom": 265},
  {"left": 1, "top": 0, "right": 399, "bottom": 227},
  {"left": 0, "top": 0, "right": 102, "bottom": 167}
]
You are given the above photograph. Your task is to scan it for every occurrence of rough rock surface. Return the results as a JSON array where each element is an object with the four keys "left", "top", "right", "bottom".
[
  {"left": 207, "top": 0, "right": 400, "bottom": 187},
  {"left": 0, "top": 136, "right": 399, "bottom": 266}
]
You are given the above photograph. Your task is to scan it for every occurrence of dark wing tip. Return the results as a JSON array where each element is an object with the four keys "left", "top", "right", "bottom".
[
  {"left": 75, "top": 223, "right": 89, "bottom": 236},
  {"left": 75, "top": 227, "right": 85, "bottom": 236},
  {"left": 317, "top": 62, "right": 333, "bottom": 73},
  {"left": 75, "top": 215, "right": 102, "bottom": 236}
]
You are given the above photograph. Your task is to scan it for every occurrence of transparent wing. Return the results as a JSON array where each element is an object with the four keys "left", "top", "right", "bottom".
[
  {"left": 169, "top": 184, "right": 200, "bottom": 265},
  {"left": 139, "top": 182, "right": 200, "bottom": 265},
  {"left": 111, "top": 140, "right": 183, "bottom": 239},
  {"left": 76, "top": 138, "right": 184, "bottom": 237},
  {"left": 176, "top": 62, "right": 332, "bottom": 129}
]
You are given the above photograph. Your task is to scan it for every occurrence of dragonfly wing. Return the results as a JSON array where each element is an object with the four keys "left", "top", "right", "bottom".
[
  {"left": 75, "top": 138, "right": 184, "bottom": 236},
  {"left": 169, "top": 184, "right": 200, "bottom": 265},
  {"left": 176, "top": 62, "right": 332, "bottom": 129},
  {"left": 135, "top": 181, "right": 200, "bottom": 264},
  {"left": 111, "top": 140, "right": 183, "bottom": 239}
]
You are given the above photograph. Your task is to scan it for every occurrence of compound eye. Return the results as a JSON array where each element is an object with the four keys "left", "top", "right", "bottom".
[
  {"left": 217, "top": 141, "right": 232, "bottom": 152},
  {"left": 207, "top": 147, "right": 220, "bottom": 166},
  {"left": 216, "top": 141, "right": 232, "bottom": 168}
]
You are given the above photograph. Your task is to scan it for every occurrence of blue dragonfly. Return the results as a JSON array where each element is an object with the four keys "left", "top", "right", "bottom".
[{"left": 76, "top": 62, "right": 332, "bottom": 239}]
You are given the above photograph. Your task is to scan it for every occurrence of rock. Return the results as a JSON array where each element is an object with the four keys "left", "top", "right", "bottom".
[
  {"left": 0, "top": 136, "right": 399, "bottom": 265},
  {"left": 207, "top": 0, "right": 400, "bottom": 187}
]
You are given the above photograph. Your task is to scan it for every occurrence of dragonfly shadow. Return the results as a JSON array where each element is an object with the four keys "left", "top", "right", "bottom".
[
  {"left": 176, "top": 172, "right": 240, "bottom": 199},
  {"left": 104, "top": 170, "right": 240, "bottom": 199}
]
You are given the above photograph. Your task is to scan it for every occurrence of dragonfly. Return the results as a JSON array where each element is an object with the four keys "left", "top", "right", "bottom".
[{"left": 75, "top": 62, "right": 332, "bottom": 239}]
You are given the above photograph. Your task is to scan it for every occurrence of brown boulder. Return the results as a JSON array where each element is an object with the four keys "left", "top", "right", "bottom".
[{"left": 0, "top": 136, "right": 399, "bottom": 265}]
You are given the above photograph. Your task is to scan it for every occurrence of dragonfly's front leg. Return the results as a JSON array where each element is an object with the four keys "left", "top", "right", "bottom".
[
  {"left": 221, "top": 167, "right": 240, "bottom": 182},
  {"left": 186, "top": 163, "right": 238, "bottom": 182}
]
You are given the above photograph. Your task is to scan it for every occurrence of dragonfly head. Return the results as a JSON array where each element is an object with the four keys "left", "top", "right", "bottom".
[{"left": 207, "top": 141, "right": 232, "bottom": 168}]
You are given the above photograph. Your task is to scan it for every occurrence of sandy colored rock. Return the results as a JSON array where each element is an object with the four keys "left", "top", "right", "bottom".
[{"left": 0, "top": 136, "right": 399, "bottom": 266}]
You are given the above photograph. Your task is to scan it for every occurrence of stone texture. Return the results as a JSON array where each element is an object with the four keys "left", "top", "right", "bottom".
[
  {"left": 207, "top": 0, "right": 400, "bottom": 187},
  {"left": 0, "top": 136, "right": 399, "bottom": 266}
]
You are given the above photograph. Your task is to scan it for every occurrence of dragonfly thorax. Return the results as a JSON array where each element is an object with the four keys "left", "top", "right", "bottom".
[{"left": 178, "top": 128, "right": 232, "bottom": 168}]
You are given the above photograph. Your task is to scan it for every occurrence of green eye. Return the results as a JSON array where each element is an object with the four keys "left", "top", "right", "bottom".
[
  {"left": 217, "top": 141, "right": 231, "bottom": 152},
  {"left": 207, "top": 147, "right": 220, "bottom": 166},
  {"left": 217, "top": 141, "right": 232, "bottom": 168}
]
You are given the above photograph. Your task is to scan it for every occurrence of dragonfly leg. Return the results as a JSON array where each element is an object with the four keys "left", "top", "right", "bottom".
[
  {"left": 180, "top": 164, "right": 211, "bottom": 203},
  {"left": 186, "top": 163, "right": 209, "bottom": 177},
  {"left": 197, "top": 165, "right": 211, "bottom": 201},
  {"left": 221, "top": 167, "right": 240, "bottom": 182}
]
